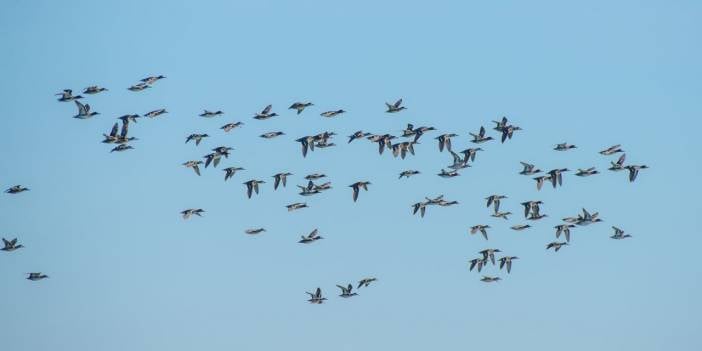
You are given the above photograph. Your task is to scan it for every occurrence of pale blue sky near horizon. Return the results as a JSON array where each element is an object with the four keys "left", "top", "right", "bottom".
[{"left": 1, "top": 1, "right": 700, "bottom": 350}]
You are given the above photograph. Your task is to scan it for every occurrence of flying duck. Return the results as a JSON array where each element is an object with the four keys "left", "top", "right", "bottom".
[
  {"left": 575, "top": 167, "right": 599, "bottom": 177},
  {"left": 186, "top": 133, "right": 209, "bottom": 146},
  {"left": 500, "top": 125, "right": 522, "bottom": 143},
  {"left": 479, "top": 249, "right": 501, "bottom": 265},
  {"left": 200, "top": 110, "right": 223, "bottom": 118},
  {"left": 470, "top": 225, "right": 490, "bottom": 240},
  {"left": 547, "top": 168, "right": 569, "bottom": 188},
  {"left": 385, "top": 98, "right": 406, "bottom": 113},
  {"left": 289, "top": 102, "right": 313, "bottom": 115},
  {"left": 243, "top": 180, "right": 265, "bottom": 198},
  {"left": 83, "top": 86, "right": 108, "bottom": 94},
  {"left": 358, "top": 277, "right": 377, "bottom": 288},
  {"left": 575, "top": 208, "right": 603, "bottom": 226},
  {"left": 519, "top": 162, "right": 542, "bottom": 175},
  {"left": 127, "top": 82, "right": 150, "bottom": 92},
  {"left": 56, "top": 89, "right": 83, "bottom": 102},
  {"left": 223, "top": 167, "right": 244, "bottom": 181},
  {"left": 492, "top": 117, "right": 509, "bottom": 131},
  {"left": 609, "top": 154, "right": 627, "bottom": 171},
  {"left": 469, "top": 126, "right": 493, "bottom": 144},
  {"left": 110, "top": 144, "right": 133, "bottom": 152},
  {"left": 73, "top": 100, "right": 99, "bottom": 119},
  {"left": 298, "top": 229, "right": 323, "bottom": 244},
  {"left": 600, "top": 144, "right": 624, "bottom": 155},
  {"left": 438, "top": 169, "right": 460, "bottom": 178},
  {"left": 140, "top": 75, "right": 166, "bottom": 85},
  {"left": 521, "top": 201, "right": 543, "bottom": 218},
  {"left": 181, "top": 208, "right": 204, "bottom": 219},
  {"left": 260, "top": 131, "right": 285, "bottom": 139},
  {"left": 491, "top": 211, "right": 512, "bottom": 220},
  {"left": 460, "top": 148, "right": 483, "bottom": 163},
  {"left": 305, "top": 173, "right": 326, "bottom": 180},
  {"left": 349, "top": 181, "right": 371, "bottom": 202},
  {"left": 26, "top": 273, "right": 49, "bottom": 281},
  {"left": 399, "top": 170, "right": 420, "bottom": 179},
  {"left": 448, "top": 151, "right": 470, "bottom": 170},
  {"left": 555, "top": 224, "right": 576, "bottom": 242},
  {"left": 221, "top": 122, "right": 244, "bottom": 132},
  {"left": 298, "top": 181, "right": 321, "bottom": 196},
  {"left": 481, "top": 276, "right": 501, "bottom": 283},
  {"left": 486, "top": 195, "right": 507, "bottom": 212},
  {"left": 287, "top": 202, "right": 308, "bottom": 211},
  {"left": 320, "top": 109, "right": 345, "bottom": 118},
  {"left": 253, "top": 105, "right": 278, "bottom": 120},
  {"left": 498, "top": 256, "right": 518, "bottom": 274},
  {"left": 144, "top": 109, "right": 168, "bottom": 118},
  {"left": 510, "top": 224, "right": 531, "bottom": 231},
  {"left": 554, "top": 143, "right": 577, "bottom": 151},
  {"left": 5, "top": 185, "right": 29, "bottom": 194},
  {"left": 306, "top": 288, "right": 326, "bottom": 304},
  {"left": 183, "top": 160, "right": 203, "bottom": 176},
  {"left": 625, "top": 165, "right": 649, "bottom": 182},
  {"left": 533, "top": 175, "right": 552, "bottom": 191},
  {"left": 272, "top": 172, "right": 292, "bottom": 190},
  {"left": 117, "top": 114, "right": 140, "bottom": 124},
  {"left": 245, "top": 228, "right": 266, "bottom": 235},
  {"left": 337, "top": 284, "right": 358, "bottom": 298},
  {"left": 412, "top": 202, "right": 428, "bottom": 217},
  {"left": 1, "top": 238, "right": 23, "bottom": 252},
  {"left": 546, "top": 241, "right": 568, "bottom": 252},
  {"left": 611, "top": 226, "right": 632, "bottom": 240},
  {"left": 348, "top": 131, "right": 371, "bottom": 143},
  {"left": 469, "top": 258, "right": 487, "bottom": 272},
  {"left": 436, "top": 134, "right": 457, "bottom": 152}
]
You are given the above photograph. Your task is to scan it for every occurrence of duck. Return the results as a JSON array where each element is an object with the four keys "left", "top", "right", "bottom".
[
  {"left": 298, "top": 181, "right": 321, "bottom": 196},
  {"left": 223, "top": 167, "right": 245, "bottom": 181},
  {"left": 320, "top": 109, "right": 345, "bottom": 118},
  {"left": 500, "top": 125, "right": 521, "bottom": 143},
  {"left": 313, "top": 182, "right": 332, "bottom": 191},
  {"left": 101, "top": 123, "right": 121, "bottom": 143},
  {"left": 221, "top": 122, "right": 244, "bottom": 132},
  {"left": 305, "top": 173, "right": 326, "bottom": 180},
  {"left": 245, "top": 228, "right": 266, "bottom": 235},
  {"left": 547, "top": 168, "right": 569, "bottom": 188},
  {"left": 486, "top": 195, "right": 507, "bottom": 212},
  {"left": 144, "top": 108, "right": 168, "bottom": 118},
  {"left": 253, "top": 105, "right": 278, "bottom": 120},
  {"left": 337, "top": 284, "right": 358, "bottom": 298},
  {"left": 401, "top": 124, "right": 416, "bottom": 138},
  {"left": 181, "top": 208, "right": 204, "bottom": 219},
  {"left": 243, "top": 180, "right": 265, "bottom": 198},
  {"left": 289, "top": 102, "right": 313, "bottom": 115},
  {"left": 424, "top": 195, "right": 445, "bottom": 205},
  {"left": 521, "top": 200, "right": 543, "bottom": 218},
  {"left": 481, "top": 276, "right": 501, "bottom": 283},
  {"left": 110, "top": 144, "right": 133, "bottom": 153},
  {"left": 358, "top": 277, "right": 377, "bottom": 288},
  {"left": 113, "top": 119, "right": 137, "bottom": 145},
  {"left": 212, "top": 146, "right": 233, "bottom": 157},
  {"left": 498, "top": 256, "right": 518, "bottom": 273},
  {"left": 469, "top": 258, "right": 487, "bottom": 272},
  {"left": 186, "top": 133, "right": 209, "bottom": 146},
  {"left": 491, "top": 211, "right": 512, "bottom": 220},
  {"left": 436, "top": 133, "right": 457, "bottom": 152},
  {"left": 56, "top": 89, "right": 83, "bottom": 102},
  {"left": 533, "top": 175, "right": 552, "bottom": 191},
  {"left": 575, "top": 208, "right": 603, "bottom": 226},
  {"left": 479, "top": 249, "right": 501, "bottom": 265},
  {"left": 510, "top": 224, "right": 531, "bottom": 231},
  {"left": 554, "top": 143, "right": 577, "bottom": 151},
  {"left": 260, "top": 131, "right": 285, "bottom": 139},
  {"left": 611, "top": 226, "right": 632, "bottom": 240},
  {"left": 437, "top": 200, "right": 459, "bottom": 207},
  {"left": 575, "top": 167, "right": 599, "bottom": 177},
  {"left": 399, "top": 170, "right": 420, "bottom": 179},
  {"left": 203, "top": 153, "right": 222, "bottom": 168},
  {"left": 460, "top": 148, "right": 483, "bottom": 163},
  {"left": 73, "top": 100, "right": 99, "bottom": 119},
  {"left": 296, "top": 136, "right": 316, "bottom": 157},
  {"left": 5, "top": 185, "right": 29, "bottom": 194},
  {"left": 391, "top": 141, "right": 416, "bottom": 159},
  {"left": 83, "top": 86, "right": 108, "bottom": 94},
  {"left": 118, "top": 114, "right": 140, "bottom": 124},
  {"left": 26, "top": 273, "right": 49, "bottom": 281},
  {"left": 385, "top": 98, "right": 406, "bottom": 113},
  {"left": 127, "top": 82, "right": 150, "bottom": 92},
  {"left": 438, "top": 169, "right": 460, "bottom": 178},
  {"left": 286, "top": 202, "right": 308, "bottom": 211},
  {"left": 349, "top": 181, "right": 371, "bottom": 202},
  {"left": 1, "top": 238, "right": 23, "bottom": 252},
  {"left": 272, "top": 172, "right": 292, "bottom": 190},
  {"left": 625, "top": 165, "right": 649, "bottom": 182},
  {"left": 492, "top": 117, "right": 509, "bottom": 131},
  {"left": 306, "top": 288, "right": 326, "bottom": 304},
  {"left": 546, "top": 241, "right": 568, "bottom": 252},
  {"left": 200, "top": 110, "right": 223, "bottom": 118},
  {"left": 445, "top": 151, "right": 469, "bottom": 170},
  {"left": 183, "top": 160, "right": 203, "bottom": 176},
  {"left": 470, "top": 225, "right": 490, "bottom": 240},
  {"left": 469, "top": 126, "right": 493, "bottom": 144},
  {"left": 315, "top": 140, "right": 336, "bottom": 149},
  {"left": 348, "top": 131, "right": 371, "bottom": 143},
  {"left": 412, "top": 202, "right": 428, "bottom": 217},
  {"left": 554, "top": 224, "right": 576, "bottom": 242},
  {"left": 519, "top": 162, "right": 541, "bottom": 175},
  {"left": 600, "top": 144, "right": 624, "bottom": 155},
  {"left": 609, "top": 154, "right": 627, "bottom": 171},
  {"left": 298, "top": 229, "right": 323, "bottom": 244},
  {"left": 140, "top": 75, "right": 166, "bottom": 85}
]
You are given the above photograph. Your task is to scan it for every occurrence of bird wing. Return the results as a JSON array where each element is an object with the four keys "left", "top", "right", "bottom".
[
  {"left": 479, "top": 126, "right": 486, "bottom": 137},
  {"left": 246, "top": 183, "right": 253, "bottom": 198},
  {"left": 274, "top": 175, "right": 280, "bottom": 190},
  {"left": 120, "top": 121, "right": 129, "bottom": 138},
  {"left": 262, "top": 104, "right": 272, "bottom": 114},
  {"left": 394, "top": 98, "right": 403, "bottom": 108},
  {"left": 75, "top": 100, "right": 87, "bottom": 115},
  {"left": 109, "top": 123, "right": 119, "bottom": 137},
  {"left": 352, "top": 186, "right": 359, "bottom": 202},
  {"left": 617, "top": 154, "right": 626, "bottom": 166}
]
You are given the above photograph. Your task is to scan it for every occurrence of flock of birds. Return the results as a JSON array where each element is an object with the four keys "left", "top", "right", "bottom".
[{"left": 3, "top": 75, "right": 650, "bottom": 303}]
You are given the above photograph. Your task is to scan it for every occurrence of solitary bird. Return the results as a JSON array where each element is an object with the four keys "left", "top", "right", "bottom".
[
  {"left": 469, "top": 126, "right": 493, "bottom": 144},
  {"left": 298, "top": 229, "right": 323, "bottom": 244},
  {"left": 337, "top": 284, "right": 358, "bottom": 298},
  {"left": 181, "top": 208, "right": 204, "bottom": 219},
  {"left": 83, "top": 86, "right": 107, "bottom": 94},
  {"left": 554, "top": 224, "right": 576, "bottom": 242},
  {"left": 245, "top": 228, "right": 266, "bottom": 235},
  {"left": 600, "top": 144, "right": 624, "bottom": 155},
  {"left": 200, "top": 110, "right": 223, "bottom": 118},
  {"left": 73, "top": 100, "right": 99, "bottom": 119},
  {"left": 289, "top": 102, "right": 313, "bottom": 115},
  {"left": 399, "top": 170, "right": 420, "bottom": 179},
  {"left": 186, "top": 133, "right": 209, "bottom": 146},
  {"left": 499, "top": 256, "right": 519, "bottom": 274},
  {"left": 306, "top": 288, "right": 326, "bottom": 304},
  {"left": 223, "top": 167, "right": 245, "bottom": 181},
  {"left": 243, "top": 180, "right": 265, "bottom": 198},
  {"left": 5, "top": 185, "right": 29, "bottom": 194},
  {"left": 260, "top": 131, "right": 285, "bottom": 139},
  {"left": 349, "top": 181, "right": 371, "bottom": 202},
  {"left": 320, "top": 109, "right": 345, "bottom": 118},
  {"left": 1, "top": 238, "right": 23, "bottom": 252},
  {"left": 625, "top": 165, "right": 649, "bottom": 182},
  {"left": 385, "top": 98, "right": 406, "bottom": 113},
  {"left": 221, "top": 122, "right": 244, "bottom": 132},
  {"left": 611, "top": 226, "right": 632, "bottom": 240},
  {"left": 358, "top": 277, "right": 377, "bottom": 288},
  {"left": 470, "top": 225, "right": 490, "bottom": 240},
  {"left": 272, "top": 172, "right": 292, "bottom": 190},
  {"left": 546, "top": 241, "right": 568, "bottom": 252},
  {"left": 183, "top": 160, "right": 203, "bottom": 176},
  {"left": 554, "top": 143, "right": 577, "bottom": 151},
  {"left": 287, "top": 202, "right": 308, "bottom": 212},
  {"left": 253, "top": 105, "right": 278, "bottom": 120},
  {"left": 56, "top": 89, "right": 83, "bottom": 102},
  {"left": 26, "top": 273, "right": 49, "bottom": 281}
]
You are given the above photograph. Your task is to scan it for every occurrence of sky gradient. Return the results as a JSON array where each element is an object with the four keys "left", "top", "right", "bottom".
[{"left": 1, "top": 1, "right": 701, "bottom": 350}]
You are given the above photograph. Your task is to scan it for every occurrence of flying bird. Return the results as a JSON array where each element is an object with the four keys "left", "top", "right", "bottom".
[
  {"left": 385, "top": 98, "right": 406, "bottom": 113},
  {"left": 349, "top": 181, "right": 371, "bottom": 202}
]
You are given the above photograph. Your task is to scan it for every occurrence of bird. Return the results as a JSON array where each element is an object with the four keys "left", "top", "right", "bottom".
[
  {"left": 481, "top": 276, "right": 501, "bottom": 283},
  {"left": 5, "top": 185, "right": 29, "bottom": 194},
  {"left": 128, "top": 82, "right": 150, "bottom": 92},
  {"left": 253, "top": 105, "right": 278, "bottom": 120},
  {"left": 144, "top": 109, "right": 168, "bottom": 118},
  {"left": 305, "top": 173, "right": 326, "bottom": 180},
  {"left": 460, "top": 148, "right": 482, "bottom": 163},
  {"left": 186, "top": 133, "right": 209, "bottom": 146},
  {"left": 200, "top": 110, "right": 223, "bottom": 118},
  {"left": 73, "top": 100, "right": 99, "bottom": 119},
  {"left": 83, "top": 86, "right": 108, "bottom": 94},
  {"left": 399, "top": 170, "right": 420, "bottom": 179},
  {"left": 575, "top": 208, "right": 603, "bottom": 226},
  {"left": 486, "top": 195, "right": 507, "bottom": 212},
  {"left": 203, "top": 153, "right": 222, "bottom": 168},
  {"left": 26, "top": 273, "right": 49, "bottom": 281},
  {"left": 243, "top": 180, "right": 265, "bottom": 198},
  {"left": 320, "top": 109, "right": 345, "bottom": 118},
  {"left": 533, "top": 175, "right": 552, "bottom": 191},
  {"left": 287, "top": 202, "right": 308, "bottom": 212},
  {"left": 56, "top": 89, "right": 83, "bottom": 102},
  {"left": 221, "top": 122, "right": 244, "bottom": 132},
  {"left": 337, "top": 284, "right": 358, "bottom": 298},
  {"left": 510, "top": 224, "right": 531, "bottom": 231},
  {"left": 140, "top": 75, "right": 166, "bottom": 85},
  {"left": 117, "top": 114, "right": 140, "bottom": 124},
  {"left": 349, "top": 181, "right": 371, "bottom": 202},
  {"left": 554, "top": 143, "right": 577, "bottom": 151},
  {"left": 181, "top": 208, "right": 204, "bottom": 219},
  {"left": 554, "top": 224, "right": 576, "bottom": 242},
  {"left": 625, "top": 165, "right": 649, "bottom": 182},
  {"left": 611, "top": 226, "right": 632, "bottom": 240},
  {"left": 1, "top": 238, "right": 23, "bottom": 252},
  {"left": 110, "top": 144, "right": 133, "bottom": 153},
  {"left": 469, "top": 258, "right": 487, "bottom": 272},
  {"left": 575, "top": 167, "right": 599, "bottom": 177},
  {"left": 435, "top": 134, "right": 457, "bottom": 152},
  {"left": 385, "top": 98, "right": 406, "bottom": 113},
  {"left": 358, "top": 277, "right": 377, "bottom": 288},
  {"left": 260, "top": 131, "right": 285, "bottom": 139},
  {"left": 298, "top": 181, "right": 321, "bottom": 196},
  {"left": 600, "top": 144, "right": 624, "bottom": 155},
  {"left": 183, "top": 160, "right": 203, "bottom": 176},
  {"left": 609, "top": 154, "right": 627, "bottom": 171},
  {"left": 296, "top": 136, "right": 316, "bottom": 157},
  {"left": 298, "top": 229, "right": 323, "bottom": 244},
  {"left": 412, "top": 202, "right": 428, "bottom": 217},
  {"left": 306, "top": 288, "right": 326, "bottom": 304},
  {"left": 479, "top": 249, "right": 501, "bottom": 265},
  {"left": 546, "top": 242, "right": 568, "bottom": 252},
  {"left": 438, "top": 169, "right": 460, "bottom": 178},
  {"left": 519, "top": 162, "right": 541, "bottom": 175},
  {"left": 245, "top": 228, "right": 266, "bottom": 235},
  {"left": 521, "top": 201, "right": 543, "bottom": 218},
  {"left": 289, "top": 102, "right": 313, "bottom": 115},
  {"left": 499, "top": 256, "right": 518, "bottom": 273},
  {"left": 272, "top": 172, "right": 292, "bottom": 190},
  {"left": 469, "top": 126, "right": 493, "bottom": 143},
  {"left": 223, "top": 167, "right": 245, "bottom": 181},
  {"left": 470, "top": 225, "right": 490, "bottom": 240},
  {"left": 348, "top": 131, "right": 371, "bottom": 143},
  {"left": 547, "top": 168, "right": 569, "bottom": 188},
  {"left": 491, "top": 211, "right": 512, "bottom": 220},
  {"left": 492, "top": 117, "right": 510, "bottom": 131},
  {"left": 500, "top": 124, "right": 521, "bottom": 143}
]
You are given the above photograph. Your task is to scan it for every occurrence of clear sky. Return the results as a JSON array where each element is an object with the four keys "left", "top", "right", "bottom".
[{"left": 1, "top": 1, "right": 700, "bottom": 350}]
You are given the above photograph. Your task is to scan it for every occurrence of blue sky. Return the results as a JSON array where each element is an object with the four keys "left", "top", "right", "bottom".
[{"left": 1, "top": 1, "right": 700, "bottom": 350}]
